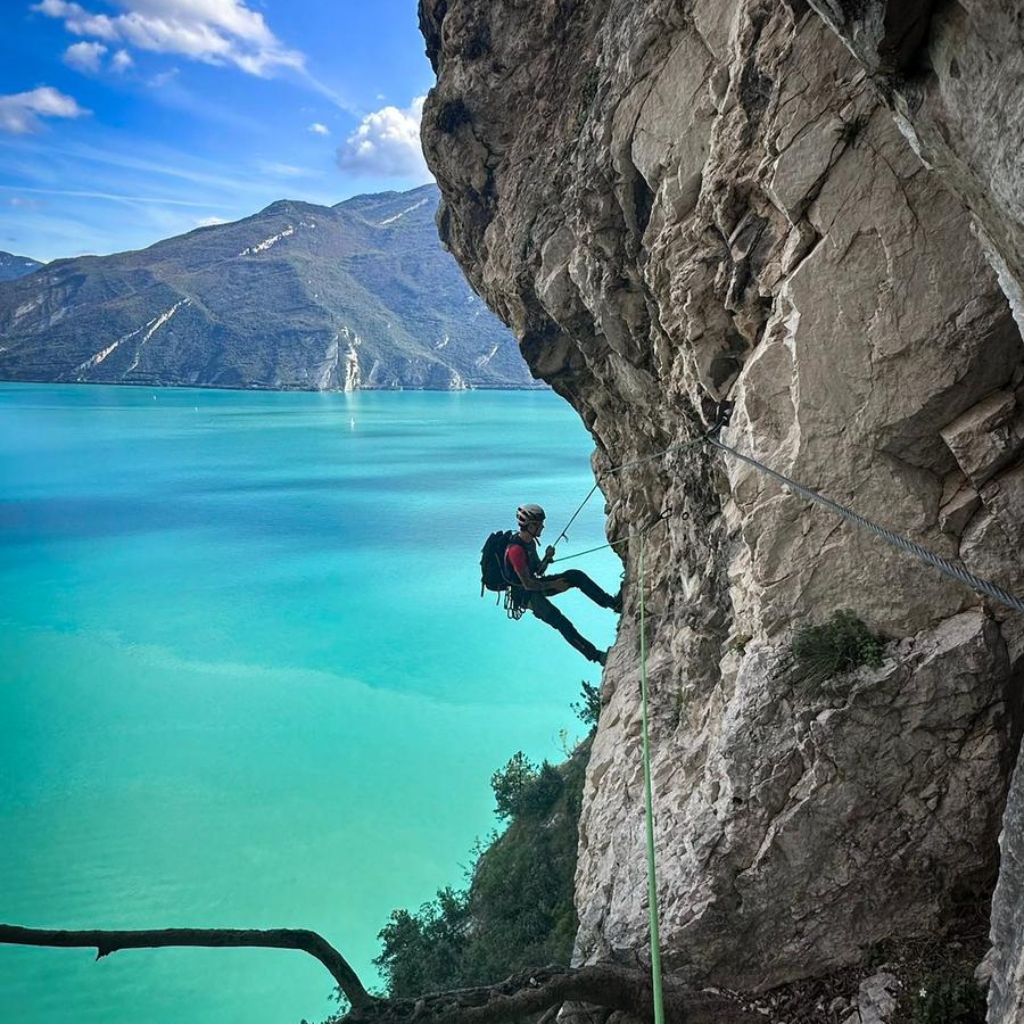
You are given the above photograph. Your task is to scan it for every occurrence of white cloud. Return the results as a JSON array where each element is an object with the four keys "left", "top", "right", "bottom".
[
  {"left": 33, "top": 0, "right": 305, "bottom": 77},
  {"left": 336, "top": 96, "right": 431, "bottom": 179},
  {"left": 308, "top": 122, "right": 329, "bottom": 136},
  {"left": 63, "top": 40, "right": 108, "bottom": 72},
  {"left": 111, "top": 49, "right": 134, "bottom": 72},
  {"left": 33, "top": 0, "right": 118, "bottom": 39},
  {"left": 0, "top": 87, "right": 89, "bottom": 134},
  {"left": 196, "top": 215, "right": 227, "bottom": 226}
]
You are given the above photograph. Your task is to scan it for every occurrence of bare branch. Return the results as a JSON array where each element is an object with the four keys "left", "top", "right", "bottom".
[
  {"left": 0, "top": 927, "right": 762, "bottom": 1024},
  {"left": 0, "top": 925, "right": 374, "bottom": 1012}
]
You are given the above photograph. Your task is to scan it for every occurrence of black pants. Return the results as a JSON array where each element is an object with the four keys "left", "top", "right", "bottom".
[{"left": 517, "top": 570, "right": 616, "bottom": 663}]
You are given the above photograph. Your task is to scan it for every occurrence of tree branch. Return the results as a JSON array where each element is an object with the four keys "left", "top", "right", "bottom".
[
  {"left": 0, "top": 925, "right": 375, "bottom": 1012},
  {"left": 0, "top": 928, "right": 763, "bottom": 1024}
]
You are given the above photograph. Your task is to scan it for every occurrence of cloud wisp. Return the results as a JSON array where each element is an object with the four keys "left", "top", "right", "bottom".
[
  {"left": 308, "top": 122, "right": 329, "bottom": 136},
  {"left": 33, "top": 0, "right": 305, "bottom": 77},
  {"left": 63, "top": 40, "right": 107, "bottom": 72},
  {"left": 0, "top": 87, "right": 89, "bottom": 134},
  {"left": 336, "top": 96, "right": 431, "bottom": 180},
  {"left": 0, "top": 183, "right": 220, "bottom": 208}
]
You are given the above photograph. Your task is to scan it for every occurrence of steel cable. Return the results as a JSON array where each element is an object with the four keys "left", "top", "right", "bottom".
[{"left": 708, "top": 435, "right": 1024, "bottom": 614}]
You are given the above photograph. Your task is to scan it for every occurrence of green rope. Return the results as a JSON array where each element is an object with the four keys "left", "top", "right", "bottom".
[{"left": 638, "top": 530, "right": 665, "bottom": 1024}]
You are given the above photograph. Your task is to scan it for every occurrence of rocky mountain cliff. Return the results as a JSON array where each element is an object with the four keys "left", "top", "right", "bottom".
[
  {"left": 419, "top": 0, "right": 1024, "bottom": 1018},
  {"left": 0, "top": 185, "right": 536, "bottom": 390},
  {"left": 0, "top": 251, "right": 44, "bottom": 283}
]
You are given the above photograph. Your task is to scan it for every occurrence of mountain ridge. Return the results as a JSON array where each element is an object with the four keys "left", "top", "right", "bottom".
[
  {"left": 0, "top": 251, "right": 44, "bottom": 283},
  {"left": 0, "top": 184, "right": 538, "bottom": 391}
]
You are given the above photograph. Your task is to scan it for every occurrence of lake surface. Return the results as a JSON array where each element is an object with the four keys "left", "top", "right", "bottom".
[{"left": 0, "top": 384, "right": 620, "bottom": 1024}]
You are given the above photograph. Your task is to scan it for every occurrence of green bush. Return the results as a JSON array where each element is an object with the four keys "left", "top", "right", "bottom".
[
  {"left": 571, "top": 680, "right": 601, "bottom": 729},
  {"left": 491, "top": 751, "right": 539, "bottom": 821},
  {"left": 374, "top": 887, "right": 471, "bottom": 998},
  {"left": 518, "top": 762, "right": 564, "bottom": 819},
  {"left": 373, "top": 740, "right": 592, "bottom": 998},
  {"left": 787, "top": 610, "right": 884, "bottom": 687},
  {"left": 491, "top": 753, "right": 565, "bottom": 822}
]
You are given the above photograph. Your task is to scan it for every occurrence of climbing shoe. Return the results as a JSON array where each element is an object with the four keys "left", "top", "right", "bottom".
[
  {"left": 610, "top": 589, "right": 623, "bottom": 614},
  {"left": 596, "top": 649, "right": 608, "bottom": 666}
]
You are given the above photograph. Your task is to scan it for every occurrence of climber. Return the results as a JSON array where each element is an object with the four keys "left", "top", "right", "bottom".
[{"left": 505, "top": 504, "right": 621, "bottom": 665}]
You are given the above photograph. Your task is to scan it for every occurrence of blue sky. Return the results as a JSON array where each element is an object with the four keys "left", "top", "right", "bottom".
[{"left": 0, "top": 1, "right": 436, "bottom": 261}]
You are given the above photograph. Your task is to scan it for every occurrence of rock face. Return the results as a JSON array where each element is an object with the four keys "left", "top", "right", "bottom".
[
  {"left": 804, "top": 0, "right": 1024, "bottom": 335},
  {"left": 419, "top": 0, "right": 1024, "bottom": 1003},
  {"left": 0, "top": 186, "right": 534, "bottom": 391},
  {"left": 989, "top": 750, "right": 1024, "bottom": 1024}
]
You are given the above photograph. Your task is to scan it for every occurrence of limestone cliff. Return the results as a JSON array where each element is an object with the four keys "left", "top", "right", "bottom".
[{"left": 419, "top": 0, "right": 1024, "bottom": 1013}]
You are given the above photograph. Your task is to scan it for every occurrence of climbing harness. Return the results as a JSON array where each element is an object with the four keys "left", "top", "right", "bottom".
[{"left": 504, "top": 584, "right": 528, "bottom": 622}]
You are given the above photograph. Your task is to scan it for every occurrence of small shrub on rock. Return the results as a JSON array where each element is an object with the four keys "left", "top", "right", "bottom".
[{"left": 786, "top": 609, "right": 884, "bottom": 688}]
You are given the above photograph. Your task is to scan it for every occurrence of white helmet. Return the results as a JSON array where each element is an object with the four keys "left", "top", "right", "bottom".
[{"left": 516, "top": 504, "right": 546, "bottom": 528}]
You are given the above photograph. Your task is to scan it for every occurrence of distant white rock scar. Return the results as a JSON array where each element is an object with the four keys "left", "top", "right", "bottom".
[
  {"left": 239, "top": 225, "right": 295, "bottom": 256},
  {"left": 74, "top": 300, "right": 188, "bottom": 378},
  {"left": 377, "top": 198, "right": 429, "bottom": 226},
  {"left": 124, "top": 299, "right": 190, "bottom": 375},
  {"left": 314, "top": 334, "right": 341, "bottom": 390},
  {"left": 435, "top": 333, "right": 450, "bottom": 349},
  {"left": 12, "top": 297, "right": 42, "bottom": 324},
  {"left": 343, "top": 343, "right": 361, "bottom": 391},
  {"left": 475, "top": 344, "right": 499, "bottom": 367}
]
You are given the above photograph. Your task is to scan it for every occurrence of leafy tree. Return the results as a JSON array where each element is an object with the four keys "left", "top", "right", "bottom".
[
  {"left": 491, "top": 751, "right": 539, "bottom": 821},
  {"left": 374, "top": 888, "right": 471, "bottom": 997},
  {"left": 374, "top": 740, "right": 592, "bottom": 996},
  {"left": 571, "top": 680, "right": 601, "bottom": 729}
]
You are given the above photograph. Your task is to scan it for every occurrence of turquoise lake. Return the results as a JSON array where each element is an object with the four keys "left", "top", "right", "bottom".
[{"left": 0, "top": 383, "right": 620, "bottom": 1024}]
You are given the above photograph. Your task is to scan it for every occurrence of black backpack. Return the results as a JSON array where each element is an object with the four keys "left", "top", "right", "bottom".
[{"left": 480, "top": 531, "right": 526, "bottom": 595}]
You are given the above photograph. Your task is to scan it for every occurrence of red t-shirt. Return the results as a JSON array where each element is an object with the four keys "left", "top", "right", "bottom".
[{"left": 505, "top": 538, "right": 535, "bottom": 582}]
